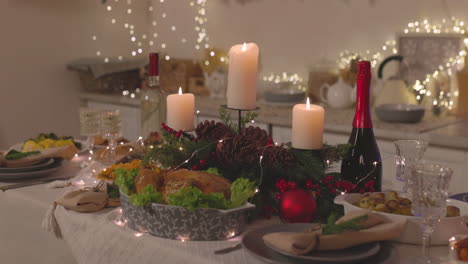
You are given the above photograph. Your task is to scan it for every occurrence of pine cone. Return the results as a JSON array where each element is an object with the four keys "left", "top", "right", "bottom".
[
  {"left": 262, "top": 145, "right": 295, "bottom": 168},
  {"left": 239, "top": 126, "right": 269, "bottom": 147},
  {"left": 195, "top": 120, "right": 233, "bottom": 142},
  {"left": 216, "top": 135, "right": 259, "bottom": 169}
]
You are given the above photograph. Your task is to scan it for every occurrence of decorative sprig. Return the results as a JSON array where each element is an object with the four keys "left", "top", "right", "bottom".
[
  {"left": 322, "top": 214, "right": 368, "bottom": 235},
  {"left": 219, "top": 108, "right": 258, "bottom": 134}
]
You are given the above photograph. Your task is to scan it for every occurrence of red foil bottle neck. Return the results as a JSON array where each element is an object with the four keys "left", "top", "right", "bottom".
[
  {"left": 149, "top": 53, "right": 159, "bottom": 76},
  {"left": 353, "top": 61, "right": 373, "bottom": 128}
]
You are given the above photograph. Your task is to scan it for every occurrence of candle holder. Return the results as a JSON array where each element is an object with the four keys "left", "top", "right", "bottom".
[{"left": 221, "top": 105, "right": 260, "bottom": 134}]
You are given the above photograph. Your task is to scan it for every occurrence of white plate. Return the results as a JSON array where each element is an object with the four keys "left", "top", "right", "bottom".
[
  {"left": 243, "top": 223, "right": 384, "bottom": 264},
  {"left": 0, "top": 158, "right": 63, "bottom": 181},
  {"left": 334, "top": 192, "right": 468, "bottom": 245}
]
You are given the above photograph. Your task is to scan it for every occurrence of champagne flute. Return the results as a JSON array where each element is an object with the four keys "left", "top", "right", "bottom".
[
  {"left": 394, "top": 140, "right": 428, "bottom": 193},
  {"left": 410, "top": 161, "right": 452, "bottom": 263}
]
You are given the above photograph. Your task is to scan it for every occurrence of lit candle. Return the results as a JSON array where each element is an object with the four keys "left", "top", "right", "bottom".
[
  {"left": 292, "top": 98, "right": 324, "bottom": 149},
  {"left": 167, "top": 87, "right": 195, "bottom": 131},
  {"left": 227, "top": 42, "right": 259, "bottom": 110}
]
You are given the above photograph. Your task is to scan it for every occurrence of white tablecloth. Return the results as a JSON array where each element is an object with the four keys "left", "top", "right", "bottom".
[{"left": 0, "top": 163, "right": 452, "bottom": 264}]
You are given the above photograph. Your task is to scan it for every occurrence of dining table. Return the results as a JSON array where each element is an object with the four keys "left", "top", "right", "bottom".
[{"left": 0, "top": 159, "right": 457, "bottom": 264}]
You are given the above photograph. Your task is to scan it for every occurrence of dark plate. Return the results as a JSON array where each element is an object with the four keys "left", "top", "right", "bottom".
[
  {"left": 0, "top": 158, "right": 55, "bottom": 173},
  {"left": 242, "top": 223, "right": 392, "bottom": 264},
  {"left": 0, "top": 158, "right": 64, "bottom": 181}
]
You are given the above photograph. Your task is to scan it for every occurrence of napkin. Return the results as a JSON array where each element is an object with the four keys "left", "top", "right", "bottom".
[
  {"left": 263, "top": 210, "right": 406, "bottom": 256},
  {"left": 56, "top": 189, "right": 108, "bottom": 213}
]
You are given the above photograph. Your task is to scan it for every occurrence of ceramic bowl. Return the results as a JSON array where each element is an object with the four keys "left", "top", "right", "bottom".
[
  {"left": 120, "top": 191, "right": 255, "bottom": 241},
  {"left": 334, "top": 192, "right": 468, "bottom": 245},
  {"left": 375, "top": 104, "right": 425, "bottom": 123},
  {"left": 264, "top": 89, "right": 305, "bottom": 103}
]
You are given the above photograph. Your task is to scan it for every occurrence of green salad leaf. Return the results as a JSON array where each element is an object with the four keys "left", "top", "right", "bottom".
[
  {"left": 130, "top": 185, "right": 163, "bottom": 207},
  {"left": 205, "top": 167, "right": 221, "bottom": 176},
  {"left": 167, "top": 187, "right": 229, "bottom": 211},
  {"left": 230, "top": 178, "right": 256, "bottom": 208},
  {"left": 114, "top": 167, "right": 139, "bottom": 195},
  {"left": 322, "top": 214, "right": 368, "bottom": 235},
  {"left": 5, "top": 150, "right": 40, "bottom": 160}
]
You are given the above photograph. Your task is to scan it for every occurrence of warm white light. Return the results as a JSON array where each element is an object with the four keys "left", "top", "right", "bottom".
[
  {"left": 96, "top": 51, "right": 101, "bottom": 56},
  {"left": 132, "top": 51, "right": 137, "bottom": 56},
  {"left": 118, "top": 56, "right": 123, "bottom": 61},
  {"left": 131, "top": 37, "right": 136, "bottom": 42},
  {"left": 107, "top": 5, "right": 112, "bottom": 11},
  {"left": 171, "top": 25, "right": 176, "bottom": 31},
  {"left": 124, "top": 23, "right": 129, "bottom": 28},
  {"left": 306, "top": 97, "right": 310, "bottom": 109},
  {"left": 134, "top": 232, "right": 143, "bottom": 237},
  {"left": 165, "top": 55, "right": 170, "bottom": 60},
  {"left": 148, "top": 6, "right": 153, "bottom": 11},
  {"left": 104, "top": 58, "right": 109, "bottom": 63},
  {"left": 149, "top": 41, "right": 154, "bottom": 46},
  {"left": 142, "top": 34, "right": 147, "bottom": 39},
  {"left": 92, "top": 35, "right": 97, "bottom": 40},
  {"left": 241, "top": 42, "right": 247, "bottom": 52},
  {"left": 161, "top": 43, "right": 166, "bottom": 48},
  {"left": 127, "top": 9, "right": 132, "bottom": 14},
  {"left": 153, "top": 33, "right": 158, "bottom": 38},
  {"left": 137, "top": 48, "right": 143, "bottom": 53},
  {"left": 152, "top": 21, "right": 157, "bottom": 26},
  {"left": 210, "top": 51, "right": 215, "bottom": 56},
  {"left": 181, "top": 38, "right": 187, "bottom": 43},
  {"left": 162, "top": 12, "right": 167, "bottom": 18}
]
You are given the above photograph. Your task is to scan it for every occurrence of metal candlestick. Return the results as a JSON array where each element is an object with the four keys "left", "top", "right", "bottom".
[{"left": 221, "top": 105, "right": 260, "bottom": 134}]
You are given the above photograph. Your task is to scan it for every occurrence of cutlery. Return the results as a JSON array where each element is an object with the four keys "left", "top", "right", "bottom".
[
  {"left": 0, "top": 177, "right": 71, "bottom": 192},
  {"left": 214, "top": 243, "right": 242, "bottom": 255}
]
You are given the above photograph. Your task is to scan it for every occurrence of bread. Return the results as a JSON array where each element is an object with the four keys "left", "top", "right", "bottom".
[{"left": 161, "top": 169, "right": 231, "bottom": 201}]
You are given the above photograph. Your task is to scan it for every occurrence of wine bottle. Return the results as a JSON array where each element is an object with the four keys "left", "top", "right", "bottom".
[
  {"left": 340, "top": 61, "right": 382, "bottom": 192},
  {"left": 141, "top": 53, "right": 167, "bottom": 138}
]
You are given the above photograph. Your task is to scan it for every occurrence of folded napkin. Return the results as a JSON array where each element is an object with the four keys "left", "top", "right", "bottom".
[{"left": 263, "top": 210, "right": 406, "bottom": 256}]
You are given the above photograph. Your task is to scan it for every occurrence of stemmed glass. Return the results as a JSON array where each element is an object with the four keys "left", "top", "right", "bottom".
[
  {"left": 100, "top": 110, "right": 122, "bottom": 165},
  {"left": 394, "top": 140, "right": 428, "bottom": 193},
  {"left": 79, "top": 108, "right": 101, "bottom": 162},
  {"left": 410, "top": 161, "right": 453, "bottom": 263}
]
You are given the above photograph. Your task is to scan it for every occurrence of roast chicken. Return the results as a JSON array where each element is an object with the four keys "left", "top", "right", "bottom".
[{"left": 134, "top": 168, "right": 231, "bottom": 201}]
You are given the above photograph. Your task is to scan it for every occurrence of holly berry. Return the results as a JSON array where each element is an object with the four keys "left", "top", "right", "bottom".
[
  {"left": 192, "top": 165, "right": 199, "bottom": 170},
  {"left": 199, "top": 159, "right": 206, "bottom": 166}
]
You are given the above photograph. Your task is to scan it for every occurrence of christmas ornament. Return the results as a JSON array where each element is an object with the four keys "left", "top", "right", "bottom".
[{"left": 279, "top": 189, "right": 316, "bottom": 223}]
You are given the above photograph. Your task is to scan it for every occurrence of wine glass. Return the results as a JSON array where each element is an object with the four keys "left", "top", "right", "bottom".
[
  {"left": 79, "top": 108, "right": 101, "bottom": 161},
  {"left": 410, "top": 161, "right": 452, "bottom": 263},
  {"left": 394, "top": 140, "right": 428, "bottom": 193},
  {"left": 101, "top": 110, "right": 122, "bottom": 165}
]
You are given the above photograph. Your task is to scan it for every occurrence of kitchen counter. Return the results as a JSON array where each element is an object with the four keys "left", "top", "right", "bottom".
[{"left": 80, "top": 92, "right": 466, "bottom": 150}]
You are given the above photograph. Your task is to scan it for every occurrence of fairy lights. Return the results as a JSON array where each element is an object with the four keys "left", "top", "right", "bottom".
[
  {"left": 93, "top": 0, "right": 212, "bottom": 63},
  {"left": 262, "top": 72, "right": 306, "bottom": 91}
]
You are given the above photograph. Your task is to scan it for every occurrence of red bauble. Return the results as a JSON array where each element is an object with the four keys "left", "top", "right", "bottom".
[{"left": 279, "top": 189, "right": 317, "bottom": 223}]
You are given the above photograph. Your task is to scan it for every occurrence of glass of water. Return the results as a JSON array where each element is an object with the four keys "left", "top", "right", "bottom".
[{"left": 394, "top": 140, "right": 428, "bottom": 193}]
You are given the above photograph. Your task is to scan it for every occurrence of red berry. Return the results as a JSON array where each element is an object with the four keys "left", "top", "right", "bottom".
[
  {"left": 305, "top": 180, "right": 313, "bottom": 189},
  {"left": 288, "top": 182, "right": 297, "bottom": 190},
  {"left": 199, "top": 159, "right": 206, "bottom": 166},
  {"left": 359, "top": 188, "right": 365, "bottom": 194},
  {"left": 369, "top": 187, "right": 375, "bottom": 192},
  {"left": 192, "top": 165, "right": 199, "bottom": 170},
  {"left": 327, "top": 183, "right": 333, "bottom": 189},
  {"left": 335, "top": 181, "right": 342, "bottom": 188},
  {"left": 331, "top": 188, "right": 336, "bottom": 194}
]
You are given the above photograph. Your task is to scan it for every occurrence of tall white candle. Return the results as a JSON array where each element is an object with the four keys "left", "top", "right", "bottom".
[
  {"left": 292, "top": 98, "right": 324, "bottom": 149},
  {"left": 166, "top": 87, "right": 195, "bottom": 131},
  {"left": 227, "top": 42, "right": 259, "bottom": 110}
]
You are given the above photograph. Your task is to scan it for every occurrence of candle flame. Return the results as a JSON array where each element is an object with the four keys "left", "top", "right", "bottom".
[
  {"left": 242, "top": 42, "right": 247, "bottom": 52},
  {"left": 306, "top": 97, "right": 310, "bottom": 109},
  {"left": 178, "top": 87, "right": 182, "bottom": 95}
]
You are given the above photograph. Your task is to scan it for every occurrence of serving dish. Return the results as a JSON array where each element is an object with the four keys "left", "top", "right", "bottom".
[
  {"left": 120, "top": 191, "right": 255, "bottom": 241},
  {"left": 334, "top": 193, "right": 468, "bottom": 245},
  {"left": 375, "top": 104, "right": 425, "bottom": 123},
  {"left": 242, "top": 223, "right": 387, "bottom": 264}
]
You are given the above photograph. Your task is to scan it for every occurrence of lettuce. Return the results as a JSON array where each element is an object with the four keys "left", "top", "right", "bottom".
[
  {"left": 114, "top": 167, "right": 139, "bottom": 195},
  {"left": 205, "top": 167, "right": 221, "bottom": 176},
  {"left": 129, "top": 185, "right": 163, "bottom": 207},
  {"left": 230, "top": 178, "right": 256, "bottom": 208},
  {"left": 167, "top": 187, "right": 229, "bottom": 211}
]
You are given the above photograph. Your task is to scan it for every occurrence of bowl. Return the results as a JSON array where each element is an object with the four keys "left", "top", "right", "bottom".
[
  {"left": 375, "top": 104, "right": 425, "bottom": 123},
  {"left": 120, "top": 191, "right": 255, "bottom": 241},
  {"left": 334, "top": 192, "right": 468, "bottom": 245},
  {"left": 264, "top": 88, "right": 305, "bottom": 103}
]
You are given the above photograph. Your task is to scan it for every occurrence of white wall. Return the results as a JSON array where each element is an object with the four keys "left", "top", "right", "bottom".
[
  {"left": 150, "top": 0, "right": 468, "bottom": 77},
  {"left": 0, "top": 0, "right": 149, "bottom": 148}
]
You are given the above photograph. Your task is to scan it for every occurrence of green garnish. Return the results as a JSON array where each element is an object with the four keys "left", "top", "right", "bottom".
[
  {"left": 205, "top": 167, "right": 221, "bottom": 176},
  {"left": 5, "top": 150, "right": 40, "bottom": 160},
  {"left": 322, "top": 214, "right": 368, "bottom": 235},
  {"left": 230, "top": 178, "right": 256, "bottom": 208},
  {"left": 107, "top": 183, "right": 120, "bottom": 199},
  {"left": 167, "top": 187, "right": 229, "bottom": 211},
  {"left": 130, "top": 185, "right": 163, "bottom": 207},
  {"left": 114, "top": 167, "right": 139, "bottom": 195}
]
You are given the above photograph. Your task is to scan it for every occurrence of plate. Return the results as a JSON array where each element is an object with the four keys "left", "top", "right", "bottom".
[
  {"left": 0, "top": 158, "right": 64, "bottom": 181},
  {"left": 0, "top": 158, "right": 55, "bottom": 173},
  {"left": 242, "top": 223, "right": 385, "bottom": 264}
]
